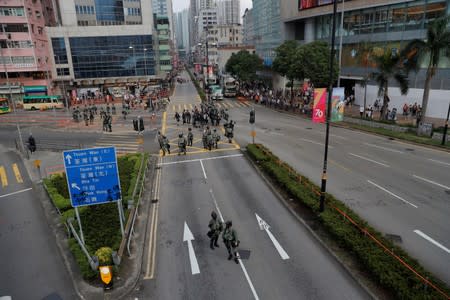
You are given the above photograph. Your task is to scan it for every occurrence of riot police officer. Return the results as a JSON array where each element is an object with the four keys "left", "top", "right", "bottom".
[
  {"left": 177, "top": 133, "right": 187, "bottom": 155},
  {"left": 187, "top": 128, "right": 193, "bottom": 146},
  {"left": 208, "top": 211, "right": 222, "bottom": 250},
  {"left": 223, "top": 221, "right": 239, "bottom": 264}
]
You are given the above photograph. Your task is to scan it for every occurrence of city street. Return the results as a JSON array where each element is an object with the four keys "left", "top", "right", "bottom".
[
  {"left": 0, "top": 147, "right": 77, "bottom": 299},
  {"left": 132, "top": 74, "right": 371, "bottom": 299},
  {"left": 232, "top": 98, "right": 450, "bottom": 285}
]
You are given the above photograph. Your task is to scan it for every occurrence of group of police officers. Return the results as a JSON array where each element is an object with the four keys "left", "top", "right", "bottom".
[{"left": 156, "top": 101, "right": 236, "bottom": 156}]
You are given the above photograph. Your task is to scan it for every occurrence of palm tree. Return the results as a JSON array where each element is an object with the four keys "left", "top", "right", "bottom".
[
  {"left": 402, "top": 16, "right": 450, "bottom": 123},
  {"left": 371, "top": 51, "right": 409, "bottom": 120}
]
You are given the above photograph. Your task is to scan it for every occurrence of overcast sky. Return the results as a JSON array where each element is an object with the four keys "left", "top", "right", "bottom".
[{"left": 172, "top": 0, "right": 253, "bottom": 19}]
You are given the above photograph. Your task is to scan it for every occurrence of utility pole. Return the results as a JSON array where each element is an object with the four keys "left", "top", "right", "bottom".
[{"left": 319, "top": 0, "right": 339, "bottom": 212}]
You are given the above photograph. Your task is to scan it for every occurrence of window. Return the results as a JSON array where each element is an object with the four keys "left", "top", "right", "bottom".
[
  {"left": 1, "top": 24, "right": 29, "bottom": 32},
  {"left": 35, "top": 10, "right": 41, "bottom": 17},
  {"left": 57, "top": 68, "right": 70, "bottom": 76},
  {"left": 11, "top": 56, "right": 35, "bottom": 64},
  {"left": 38, "top": 27, "right": 43, "bottom": 35},
  {"left": 0, "top": 7, "right": 25, "bottom": 16},
  {"left": 52, "top": 37, "right": 68, "bottom": 63}
]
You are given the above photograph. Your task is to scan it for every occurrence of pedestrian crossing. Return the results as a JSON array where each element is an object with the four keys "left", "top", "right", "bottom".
[
  {"left": 168, "top": 100, "right": 251, "bottom": 112},
  {"left": 94, "top": 132, "right": 144, "bottom": 155},
  {"left": 0, "top": 163, "right": 25, "bottom": 188}
]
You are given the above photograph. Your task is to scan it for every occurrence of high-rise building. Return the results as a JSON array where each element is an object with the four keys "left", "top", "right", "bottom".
[
  {"left": 218, "top": 0, "right": 240, "bottom": 25},
  {"left": 252, "top": 0, "right": 282, "bottom": 66},
  {"left": 175, "top": 9, "right": 190, "bottom": 57},
  {"left": 281, "top": 0, "right": 450, "bottom": 121},
  {"left": 46, "top": 0, "right": 156, "bottom": 96},
  {"left": 0, "top": 0, "right": 57, "bottom": 102},
  {"left": 242, "top": 8, "right": 255, "bottom": 45},
  {"left": 199, "top": 0, "right": 215, "bottom": 10}
]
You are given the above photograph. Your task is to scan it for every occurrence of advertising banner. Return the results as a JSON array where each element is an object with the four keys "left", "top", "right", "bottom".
[
  {"left": 331, "top": 87, "right": 345, "bottom": 122},
  {"left": 312, "top": 88, "right": 327, "bottom": 123}
]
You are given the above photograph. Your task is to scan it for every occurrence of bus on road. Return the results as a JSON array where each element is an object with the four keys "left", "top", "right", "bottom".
[
  {"left": 23, "top": 95, "right": 64, "bottom": 110},
  {"left": 0, "top": 98, "right": 11, "bottom": 114}
]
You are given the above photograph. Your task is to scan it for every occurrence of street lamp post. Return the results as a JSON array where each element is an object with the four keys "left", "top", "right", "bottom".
[
  {"left": 319, "top": 0, "right": 339, "bottom": 212},
  {"left": 143, "top": 48, "right": 148, "bottom": 76},
  {"left": 337, "top": 0, "right": 345, "bottom": 88},
  {"left": 129, "top": 45, "right": 136, "bottom": 76},
  {"left": 442, "top": 102, "right": 450, "bottom": 146},
  {"left": 0, "top": 45, "right": 26, "bottom": 154}
]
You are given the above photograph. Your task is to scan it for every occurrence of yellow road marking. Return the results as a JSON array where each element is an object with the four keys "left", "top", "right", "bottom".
[
  {"left": 12, "top": 163, "right": 23, "bottom": 183},
  {"left": 189, "top": 104, "right": 193, "bottom": 110},
  {"left": 161, "top": 112, "right": 167, "bottom": 135},
  {"left": 329, "top": 159, "right": 352, "bottom": 173},
  {"left": 0, "top": 166, "right": 7, "bottom": 187},
  {"left": 184, "top": 104, "right": 187, "bottom": 110}
]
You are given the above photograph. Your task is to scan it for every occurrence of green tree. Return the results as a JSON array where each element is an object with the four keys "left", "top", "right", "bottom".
[
  {"left": 401, "top": 16, "right": 450, "bottom": 123},
  {"left": 273, "top": 40, "right": 300, "bottom": 101},
  {"left": 299, "top": 41, "right": 339, "bottom": 88},
  {"left": 225, "top": 50, "right": 262, "bottom": 83},
  {"left": 371, "top": 51, "right": 409, "bottom": 120}
]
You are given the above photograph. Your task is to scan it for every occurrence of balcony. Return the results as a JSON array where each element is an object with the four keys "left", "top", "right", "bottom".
[
  {"left": 157, "top": 24, "right": 169, "bottom": 30},
  {"left": 160, "top": 65, "right": 172, "bottom": 71},
  {"left": 159, "top": 45, "right": 170, "bottom": 51},
  {"left": 160, "top": 55, "right": 172, "bottom": 61},
  {"left": 158, "top": 34, "right": 169, "bottom": 41}
]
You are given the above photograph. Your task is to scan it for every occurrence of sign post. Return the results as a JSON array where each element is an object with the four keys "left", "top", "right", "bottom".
[{"left": 63, "top": 146, "right": 124, "bottom": 240}]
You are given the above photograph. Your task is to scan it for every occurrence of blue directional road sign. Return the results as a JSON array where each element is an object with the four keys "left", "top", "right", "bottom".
[{"left": 63, "top": 147, "right": 122, "bottom": 207}]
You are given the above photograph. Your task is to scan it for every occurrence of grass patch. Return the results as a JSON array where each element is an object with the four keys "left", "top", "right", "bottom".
[
  {"left": 342, "top": 123, "right": 449, "bottom": 149},
  {"left": 247, "top": 144, "right": 449, "bottom": 299},
  {"left": 44, "top": 153, "right": 145, "bottom": 280}
]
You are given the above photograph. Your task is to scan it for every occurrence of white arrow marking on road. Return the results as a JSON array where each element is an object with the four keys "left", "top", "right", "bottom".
[
  {"left": 183, "top": 222, "right": 200, "bottom": 275},
  {"left": 414, "top": 230, "right": 450, "bottom": 254},
  {"left": 255, "top": 213, "right": 289, "bottom": 260},
  {"left": 71, "top": 183, "right": 80, "bottom": 190},
  {"left": 65, "top": 154, "right": 72, "bottom": 164}
]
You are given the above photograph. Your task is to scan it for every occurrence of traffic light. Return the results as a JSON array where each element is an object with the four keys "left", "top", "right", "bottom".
[{"left": 249, "top": 109, "right": 255, "bottom": 124}]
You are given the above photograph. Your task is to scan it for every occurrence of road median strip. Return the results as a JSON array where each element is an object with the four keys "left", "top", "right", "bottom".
[{"left": 246, "top": 143, "right": 449, "bottom": 299}]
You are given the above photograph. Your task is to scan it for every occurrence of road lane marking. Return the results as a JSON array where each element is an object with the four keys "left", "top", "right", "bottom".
[
  {"left": 12, "top": 164, "right": 23, "bottom": 183},
  {"left": 414, "top": 230, "right": 450, "bottom": 254},
  {"left": 299, "top": 138, "right": 334, "bottom": 148},
  {"left": 200, "top": 160, "right": 207, "bottom": 179},
  {"left": 159, "top": 153, "right": 243, "bottom": 166},
  {"left": 255, "top": 214, "right": 289, "bottom": 260},
  {"left": 0, "top": 166, "right": 7, "bottom": 187},
  {"left": 363, "top": 143, "right": 404, "bottom": 154},
  {"left": 428, "top": 158, "right": 450, "bottom": 167},
  {"left": 183, "top": 222, "right": 200, "bottom": 275},
  {"left": 349, "top": 153, "right": 390, "bottom": 167},
  {"left": 0, "top": 187, "right": 33, "bottom": 198},
  {"left": 367, "top": 180, "right": 418, "bottom": 208},
  {"left": 412, "top": 175, "right": 450, "bottom": 190},
  {"left": 209, "top": 189, "right": 225, "bottom": 223},
  {"left": 144, "top": 157, "right": 161, "bottom": 280},
  {"left": 330, "top": 134, "right": 347, "bottom": 140},
  {"left": 329, "top": 159, "right": 352, "bottom": 173},
  {"left": 209, "top": 188, "right": 259, "bottom": 299}
]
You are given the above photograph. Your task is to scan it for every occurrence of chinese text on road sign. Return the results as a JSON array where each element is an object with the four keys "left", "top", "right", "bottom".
[{"left": 63, "top": 147, "right": 121, "bottom": 207}]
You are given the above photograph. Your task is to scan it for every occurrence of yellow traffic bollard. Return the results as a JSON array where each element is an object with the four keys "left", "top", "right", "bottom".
[{"left": 99, "top": 265, "right": 113, "bottom": 290}]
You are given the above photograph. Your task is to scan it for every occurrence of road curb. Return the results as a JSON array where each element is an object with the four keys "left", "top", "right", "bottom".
[{"left": 240, "top": 148, "right": 379, "bottom": 300}]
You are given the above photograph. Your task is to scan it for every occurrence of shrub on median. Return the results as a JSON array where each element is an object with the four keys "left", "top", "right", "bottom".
[
  {"left": 247, "top": 143, "right": 449, "bottom": 299},
  {"left": 44, "top": 153, "right": 145, "bottom": 281}
]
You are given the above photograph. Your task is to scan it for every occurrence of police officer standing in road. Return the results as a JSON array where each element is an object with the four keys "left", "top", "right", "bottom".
[
  {"left": 223, "top": 221, "right": 239, "bottom": 264},
  {"left": 208, "top": 211, "right": 222, "bottom": 250},
  {"left": 162, "top": 135, "right": 170, "bottom": 156},
  {"left": 177, "top": 133, "right": 187, "bottom": 155},
  {"left": 187, "top": 128, "right": 193, "bottom": 146}
]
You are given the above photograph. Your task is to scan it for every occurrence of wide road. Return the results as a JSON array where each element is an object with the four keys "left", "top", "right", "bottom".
[
  {"left": 232, "top": 99, "right": 450, "bottom": 285},
  {"left": 133, "top": 73, "right": 370, "bottom": 299},
  {"left": 0, "top": 146, "right": 77, "bottom": 299}
]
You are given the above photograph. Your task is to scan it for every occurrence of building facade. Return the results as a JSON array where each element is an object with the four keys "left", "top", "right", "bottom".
[
  {"left": 0, "top": 0, "right": 57, "bottom": 102},
  {"left": 281, "top": 0, "right": 450, "bottom": 120},
  {"left": 175, "top": 9, "right": 190, "bottom": 52},
  {"left": 46, "top": 0, "right": 156, "bottom": 98},
  {"left": 242, "top": 8, "right": 255, "bottom": 45},
  {"left": 209, "top": 24, "right": 242, "bottom": 47},
  {"left": 218, "top": 0, "right": 240, "bottom": 25},
  {"left": 251, "top": 0, "right": 282, "bottom": 66}
]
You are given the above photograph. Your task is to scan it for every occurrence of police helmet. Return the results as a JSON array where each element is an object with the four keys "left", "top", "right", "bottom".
[
  {"left": 226, "top": 220, "right": 232, "bottom": 227},
  {"left": 211, "top": 211, "right": 217, "bottom": 219},
  {"left": 179, "top": 133, "right": 183, "bottom": 138}
]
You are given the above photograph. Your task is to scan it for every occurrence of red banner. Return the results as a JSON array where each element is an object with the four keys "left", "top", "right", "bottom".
[{"left": 312, "top": 88, "right": 327, "bottom": 123}]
